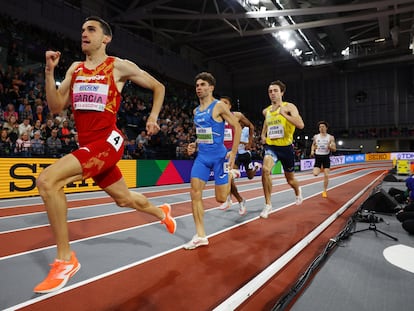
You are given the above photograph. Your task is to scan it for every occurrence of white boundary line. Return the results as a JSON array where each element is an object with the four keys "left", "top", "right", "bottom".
[{"left": 213, "top": 172, "right": 386, "bottom": 311}]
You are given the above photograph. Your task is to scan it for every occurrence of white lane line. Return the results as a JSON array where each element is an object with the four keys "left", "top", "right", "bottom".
[{"left": 212, "top": 172, "right": 386, "bottom": 311}]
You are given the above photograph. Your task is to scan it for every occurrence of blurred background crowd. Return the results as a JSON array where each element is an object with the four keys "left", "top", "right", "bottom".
[{"left": 0, "top": 13, "right": 265, "bottom": 161}]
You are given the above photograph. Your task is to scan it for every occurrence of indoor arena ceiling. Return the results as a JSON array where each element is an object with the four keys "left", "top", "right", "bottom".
[{"left": 72, "top": 0, "right": 414, "bottom": 72}]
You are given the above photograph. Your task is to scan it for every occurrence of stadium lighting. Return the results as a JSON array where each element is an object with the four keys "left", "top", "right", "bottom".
[{"left": 284, "top": 40, "right": 296, "bottom": 49}]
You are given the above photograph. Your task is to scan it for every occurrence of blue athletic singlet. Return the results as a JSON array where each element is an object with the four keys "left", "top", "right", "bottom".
[
  {"left": 194, "top": 100, "right": 225, "bottom": 153},
  {"left": 191, "top": 99, "right": 228, "bottom": 184}
]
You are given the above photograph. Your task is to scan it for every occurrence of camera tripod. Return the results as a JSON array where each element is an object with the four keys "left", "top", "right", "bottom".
[{"left": 352, "top": 211, "right": 398, "bottom": 241}]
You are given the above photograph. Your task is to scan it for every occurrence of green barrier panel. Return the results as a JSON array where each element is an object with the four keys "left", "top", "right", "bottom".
[
  {"left": 271, "top": 160, "right": 282, "bottom": 174},
  {"left": 137, "top": 160, "right": 170, "bottom": 186}
]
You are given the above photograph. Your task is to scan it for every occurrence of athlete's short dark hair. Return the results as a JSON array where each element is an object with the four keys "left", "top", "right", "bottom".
[
  {"left": 269, "top": 80, "right": 286, "bottom": 93},
  {"left": 85, "top": 16, "right": 112, "bottom": 37},
  {"left": 317, "top": 121, "right": 329, "bottom": 128},
  {"left": 220, "top": 96, "right": 232, "bottom": 105},
  {"left": 195, "top": 72, "right": 216, "bottom": 87}
]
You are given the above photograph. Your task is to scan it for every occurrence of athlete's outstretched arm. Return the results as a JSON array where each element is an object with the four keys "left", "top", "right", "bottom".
[
  {"left": 237, "top": 112, "right": 255, "bottom": 149},
  {"left": 115, "top": 58, "right": 165, "bottom": 136},
  {"left": 44, "top": 51, "right": 77, "bottom": 114}
]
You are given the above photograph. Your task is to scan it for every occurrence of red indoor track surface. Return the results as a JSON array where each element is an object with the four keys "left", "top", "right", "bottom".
[{"left": 0, "top": 161, "right": 391, "bottom": 311}]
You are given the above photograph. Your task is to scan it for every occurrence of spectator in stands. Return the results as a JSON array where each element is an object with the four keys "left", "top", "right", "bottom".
[
  {"left": 14, "top": 132, "right": 31, "bottom": 157},
  {"left": 67, "top": 113, "right": 76, "bottom": 130},
  {"left": 33, "top": 101, "right": 47, "bottom": 124},
  {"left": 26, "top": 88, "right": 37, "bottom": 107},
  {"left": 30, "top": 119, "right": 45, "bottom": 139},
  {"left": 30, "top": 130, "right": 45, "bottom": 156},
  {"left": 57, "top": 119, "right": 73, "bottom": 141},
  {"left": 45, "top": 128, "right": 61, "bottom": 157},
  {"left": 135, "top": 129, "right": 149, "bottom": 145},
  {"left": 20, "top": 100, "right": 33, "bottom": 122},
  {"left": 33, "top": 82, "right": 43, "bottom": 98},
  {"left": 124, "top": 139, "right": 138, "bottom": 159},
  {"left": 42, "top": 118, "right": 55, "bottom": 139},
  {"left": 135, "top": 141, "right": 147, "bottom": 159},
  {"left": 2, "top": 114, "right": 19, "bottom": 142},
  {"left": 73, "top": 133, "right": 79, "bottom": 148},
  {"left": 0, "top": 128, "right": 12, "bottom": 156},
  {"left": 175, "top": 140, "right": 186, "bottom": 159},
  {"left": 53, "top": 115, "right": 62, "bottom": 129},
  {"left": 3, "top": 103, "right": 18, "bottom": 121},
  {"left": 153, "top": 123, "right": 173, "bottom": 158},
  {"left": 60, "top": 136, "right": 78, "bottom": 155},
  {"left": 136, "top": 98, "right": 148, "bottom": 115},
  {"left": 18, "top": 117, "right": 32, "bottom": 137}
]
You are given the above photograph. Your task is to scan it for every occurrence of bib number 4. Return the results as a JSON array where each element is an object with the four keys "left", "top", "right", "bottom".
[{"left": 107, "top": 130, "right": 124, "bottom": 152}]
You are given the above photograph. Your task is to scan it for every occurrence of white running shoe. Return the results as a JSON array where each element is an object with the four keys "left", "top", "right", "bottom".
[
  {"left": 254, "top": 162, "right": 262, "bottom": 170},
  {"left": 183, "top": 235, "right": 209, "bottom": 250},
  {"left": 295, "top": 187, "right": 303, "bottom": 205},
  {"left": 238, "top": 199, "right": 247, "bottom": 216},
  {"left": 260, "top": 204, "right": 272, "bottom": 218},
  {"left": 230, "top": 169, "right": 241, "bottom": 179},
  {"left": 218, "top": 195, "right": 232, "bottom": 210}
]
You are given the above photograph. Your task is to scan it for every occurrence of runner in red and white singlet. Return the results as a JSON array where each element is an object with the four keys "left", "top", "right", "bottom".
[{"left": 34, "top": 16, "right": 176, "bottom": 294}]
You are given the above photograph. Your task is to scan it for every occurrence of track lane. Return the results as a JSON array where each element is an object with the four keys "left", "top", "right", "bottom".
[
  {"left": 8, "top": 168, "right": 387, "bottom": 311},
  {"left": 0, "top": 167, "right": 383, "bottom": 257},
  {"left": 0, "top": 163, "right": 390, "bottom": 310}
]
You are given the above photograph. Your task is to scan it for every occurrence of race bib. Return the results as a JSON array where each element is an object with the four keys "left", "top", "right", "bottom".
[
  {"left": 106, "top": 130, "right": 124, "bottom": 152},
  {"left": 196, "top": 127, "right": 213, "bottom": 144},
  {"left": 268, "top": 125, "right": 284, "bottom": 139},
  {"left": 73, "top": 83, "right": 109, "bottom": 112},
  {"left": 223, "top": 161, "right": 229, "bottom": 173},
  {"left": 224, "top": 128, "right": 233, "bottom": 141}
]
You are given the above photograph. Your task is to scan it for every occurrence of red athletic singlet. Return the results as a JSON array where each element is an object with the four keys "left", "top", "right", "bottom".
[
  {"left": 223, "top": 120, "right": 234, "bottom": 150},
  {"left": 71, "top": 56, "right": 121, "bottom": 145},
  {"left": 70, "top": 57, "right": 124, "bottom": 188}
]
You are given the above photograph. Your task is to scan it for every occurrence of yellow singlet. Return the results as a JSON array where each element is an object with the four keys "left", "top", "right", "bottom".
[{"left": 264, "top": 102, "right": 296, "bottom": 146}]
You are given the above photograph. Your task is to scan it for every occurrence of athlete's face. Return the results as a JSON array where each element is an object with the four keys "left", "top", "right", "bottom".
[
  {"left": 81, "top": 20, "right": 111, "bottom": 54},
  {"left": 220, "top": 98, "right": 232, "bottom": 110},
  {"left": 195, "top": 79, "right": 213, "bottom": 100},
  {"left": 319, "top": 124, "right": 328, "bottom": 133},
  {"left": 268, "top": 84, "right": 283, "bottom": 104}
]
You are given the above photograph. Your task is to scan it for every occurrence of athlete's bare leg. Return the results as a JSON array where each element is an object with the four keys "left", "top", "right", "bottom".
[
  {"left": 323, "top": 168, "right": 330, "bottom": 192},
  {"left": 104, "top": 178, "right": 164, "bottom": 219},
  {"left": 262, "top": 155, "right": 274, "bottom": 205},
  {"left": 313, "top": 167, "right": 321, "bottom": 176},
  {"left": 230, "top": 178, "right": 243, "bottom": 203},
  {"left": 285, "top": 171, "right": 300, "bottom": 195},
  {"left": 36, "top": 154, "right": 84, "bottom": 261},
  {"left": 190, "top": 177, "right": 207, "bottom": 237}
]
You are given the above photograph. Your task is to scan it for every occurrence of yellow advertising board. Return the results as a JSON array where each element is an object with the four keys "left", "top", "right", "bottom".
[
  {"left": 0, "top": 158, "right": 136, "bottom": 199},
  {"left": 365, "top": 153, "right": 390, "bottom": 161}
]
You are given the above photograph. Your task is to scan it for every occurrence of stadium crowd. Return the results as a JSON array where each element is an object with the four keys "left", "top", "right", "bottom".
[{"left": 0, "top": 13, "right": 264, "bottom": 161}]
